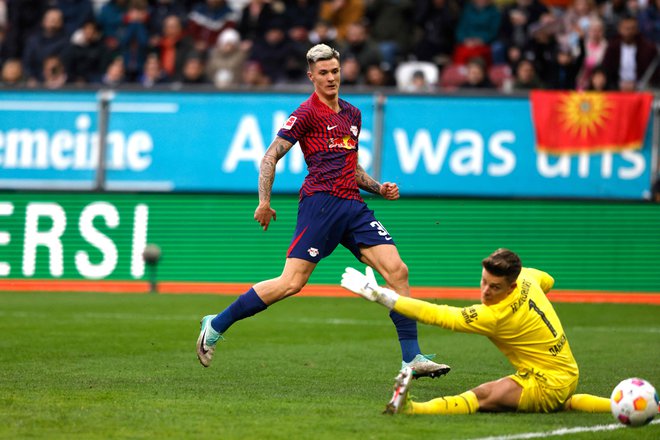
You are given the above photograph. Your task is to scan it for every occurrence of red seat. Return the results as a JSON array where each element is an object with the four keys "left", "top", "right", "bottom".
[
  {"left": 440, "top": 64, "right": 467, "bottom": 90},
  {"left": 488, "top": 64, "right": 513, "bottom": 89}
]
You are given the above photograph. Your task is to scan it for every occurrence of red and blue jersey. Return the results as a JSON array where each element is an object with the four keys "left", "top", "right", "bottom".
[{"left": 277, "top": 93, "right": 362, "bottom": 201}]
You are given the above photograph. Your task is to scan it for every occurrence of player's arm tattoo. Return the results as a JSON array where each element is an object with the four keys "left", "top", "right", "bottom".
[
  {"left": 355, "top": 164, "right": 381, "bottom": 195},
  {"left": 258, "top": 137, "right": 294, "bottom": 203}
]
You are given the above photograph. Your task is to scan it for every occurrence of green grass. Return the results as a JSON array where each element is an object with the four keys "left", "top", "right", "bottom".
[{"left": 0, "top": 292, "right": 658, "bottom": 440}]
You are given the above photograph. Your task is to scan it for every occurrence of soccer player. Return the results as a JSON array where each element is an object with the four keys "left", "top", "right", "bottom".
[
  {"left": 340, "top": 248, "right": 612, "bottom": 415},
  {"left": 196, "top": 43, "right": 450, "bottom": 379}
]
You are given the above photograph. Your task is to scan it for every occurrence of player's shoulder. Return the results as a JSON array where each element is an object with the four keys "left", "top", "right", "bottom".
[
  {"left": 339, "top": 97, "right": 361, "bottom": 114},
  {"left": 519, "top": 267, "right": 555, "bottom": 292}
]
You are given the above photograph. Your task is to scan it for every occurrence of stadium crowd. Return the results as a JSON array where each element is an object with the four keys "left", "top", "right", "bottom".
[{"left": 0, "top": 0, "right": 658, "bottom": 92}]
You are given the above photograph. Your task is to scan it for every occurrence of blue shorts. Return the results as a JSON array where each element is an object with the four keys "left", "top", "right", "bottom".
[{"left": 287, "top": 192, "right": 396, "bottom": 263}]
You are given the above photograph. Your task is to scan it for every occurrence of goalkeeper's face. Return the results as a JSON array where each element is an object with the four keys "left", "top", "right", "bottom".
[{"left": 480, "top": 268, "right": 517, "bottom": 306}]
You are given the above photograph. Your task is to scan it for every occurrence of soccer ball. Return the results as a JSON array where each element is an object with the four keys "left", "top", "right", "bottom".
[{"left": 610, "top": 378, "right": 659, "bottom": 427}]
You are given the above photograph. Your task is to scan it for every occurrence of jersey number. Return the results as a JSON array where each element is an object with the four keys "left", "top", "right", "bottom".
[
  {"left": 528, "top": 298, "right": 557, "bottom": 337},
  {"left": 370, "top": 221, "right": 392, "bottom": 240}
]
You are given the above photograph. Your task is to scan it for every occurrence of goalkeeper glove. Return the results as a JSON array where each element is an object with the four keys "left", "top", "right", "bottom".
[{"left": 340, "top": 266, "right": 399, "bottom": 309}]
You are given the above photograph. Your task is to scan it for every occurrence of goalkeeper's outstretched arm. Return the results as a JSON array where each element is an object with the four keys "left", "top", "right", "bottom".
[
  {"left": 340, "top": 266, "right": 400, "bottom": 309},
  {"left": 341, "top": 266, "right": 491, "bottom": 333}
]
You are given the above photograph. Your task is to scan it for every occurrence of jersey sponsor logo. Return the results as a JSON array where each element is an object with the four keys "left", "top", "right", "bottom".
[
  {"left": 461, "top": 306, "right": 479, "bottom": 324},
  {"left": 350, "top": 125, "right": 358, "bottom": 136},
  {"left": 307, "top": 247, "right": 319, "bottom": 257},
  {"left": 328, "top": 136, "right": 357, "bottom": 150},
  {"left": 282, "top": 116, "right": 297, "bottom": 130},
  {"left": 327, "top": 124, "right": 338, "bottom": 130},
  {"left": 549, "top": 333, "right": 567, "bottom": 356}
]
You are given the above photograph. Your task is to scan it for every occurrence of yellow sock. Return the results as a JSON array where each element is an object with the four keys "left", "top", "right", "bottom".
[
  {"left": 564, "top": 394, "right": 611, "bottom": 413},
  {"left": 410, "top": 391, "right": 480, "bottom": 415}
]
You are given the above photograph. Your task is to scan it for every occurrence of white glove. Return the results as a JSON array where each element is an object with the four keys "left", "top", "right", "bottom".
[{"left": 341, "top": 266, "right": 399, "bottom": 309}]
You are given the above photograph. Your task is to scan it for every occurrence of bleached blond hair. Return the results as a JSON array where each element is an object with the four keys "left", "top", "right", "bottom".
[{"left": 306, "top": 44, "right": 340, "bottom": 68}]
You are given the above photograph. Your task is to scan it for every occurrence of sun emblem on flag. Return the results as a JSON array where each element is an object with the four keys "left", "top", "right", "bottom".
[{"left": 558, "top": 92, "right": 612, "bottom": 139}]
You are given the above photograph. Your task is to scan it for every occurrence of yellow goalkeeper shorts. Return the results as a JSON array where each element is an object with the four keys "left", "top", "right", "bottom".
[{"left": 509, "top": 369, "right": 578, "bottom": 413}]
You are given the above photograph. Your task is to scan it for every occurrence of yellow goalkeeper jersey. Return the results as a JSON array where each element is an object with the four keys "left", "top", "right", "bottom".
[{"left": 394, "top": 268, "right": 579, "bottom": 388}]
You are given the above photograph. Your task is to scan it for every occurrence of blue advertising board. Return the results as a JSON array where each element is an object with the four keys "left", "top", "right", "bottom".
[
  {"left": 0, "top": 91, "right": 653, "bottom": 199},
  {"left": 380, "top": 96, "right": 653, "bottom": 199},
  {"left": 0, "top": 91, "right": 376, "bottom": 192}
]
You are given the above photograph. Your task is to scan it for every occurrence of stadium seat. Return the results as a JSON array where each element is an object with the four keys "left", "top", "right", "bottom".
[
  {"left": 488, "top": 64, "right": 513, "bottom": 90},
  {"left": 439, "top": 64, "right": 467, "bottom": 90},
  {"left": 395, "top": 61, "right": 440, "bottom": 91}
]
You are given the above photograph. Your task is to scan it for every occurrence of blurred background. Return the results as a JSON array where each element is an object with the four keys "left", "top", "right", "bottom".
[{"left": 0, "top": 0, "right": 659, "bottom": 296}]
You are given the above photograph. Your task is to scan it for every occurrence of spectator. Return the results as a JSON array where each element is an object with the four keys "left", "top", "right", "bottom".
[
  {"left": 575, "top": 17, "right": 607, "bottom": 90},
  {"left": 585, "top": 65, "right": 612, "bottom": 90},
  {"left": 365, "top": 0, "right": 415, "bottom": 69},
  {"left": 101, "top": 55, "right": 126, "bottom": 86},
  {"left": 601, "top": 15, "right": 659, "bottom": 90},
  {"left": 5, "top": 0, "right": 48, "bottom": 58},
  {"left": 240, "top": 59, "right": 270, "bottom": 87},
  {"left": 283, "top": 0, "right": 319, "bottom": 45},
  {"left": 364, "top": 62, "right": 392, "bottom": 87},
  {"left": 139, "top": 53, "right": 170, "bottom": 87},
  {"left": 0, "top": 21, "right": 8, "bottom": 66},
  {"left": 318, "top": 0, "right": 365, "bottom": 40},
  {"left": 512, "top": 58, "right": 545, "bottom": 89},
  {"left": 41, "top": 54, "right": 67, "bottom": 88},
  {"left": 0, "top": 58, "right": 25, "bottom": 86},
  {"left": 557, "top": 0, "right": 599, "bottom": 55},
  {"left": 413, "top": 0, "right": 461, "bottom": 65},
  {"left": 157, "top": 14, "right": 196, "bottom": 80},
  {"left": 179, "top": 53, "right": 208, "bottom": 84},
  {"left": 65, "top": 19, "right": 110, "bottom": 84},
  {"left": 638, "top": 0, "right": 660, "bottom": 44},
  {"left": 528, "top": 12, "right": 561, "bottom": 85},
  {"left": 206, "top": 27, "right": 246, "bottom": 88},
  {"left": 237, "top": 0, "right": 284, "bottom": 52},
  {"left": 339, "top": 22, "right": 382, "bottom": 73},
  {"left": 22, "top": 8, "right": 70, "bottom": 84},
  {"left": 120, "top": 0, "right": 150, "bottom": 81},
  {"left": 308, "top": 19, "right": 339, "bottom": 47},
  {"left": 601, "top": 0, "right": 635, "bottom": 38},
  {"left": 97, "top": 0, "right": 129, "bottom": 52},
  {"left": 187, "top": 0, "right": 238, "bottom": 53},
  {"left": 52, "top": 0, "right": 94, "bottom": 37},
  {"left": 454, "top": 0, "right": 501, "bottom": 66},
  {"left": 148, "top": 0, "right": 188, "bottom": 45},
  {"left": 460, "top": 57, "right": 495, "bottom": 88},
  {"left": 0, "top": 0, "right": 5, "bottom": 29},
  {"left": 341, "top": 56, "right": 362, "bottom": 85},
  {"left": 248, "top": 20, "right": 304, "bottom": 84},
  {"left": 547, "top": 45, "right": 582, "bottom": 89},
  {"left": 494, "top": 0, "right": 548, "bottom": 64}
]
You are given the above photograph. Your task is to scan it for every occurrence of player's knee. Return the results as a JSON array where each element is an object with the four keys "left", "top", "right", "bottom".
[
  {"left": 282, "top": 278, "right": 306, "bottom": 296},
  {"left": 385, "top": 261, "right": 408, "bottom": 285}
]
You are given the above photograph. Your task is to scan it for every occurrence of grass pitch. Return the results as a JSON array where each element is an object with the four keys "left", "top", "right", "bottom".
[{"left": 0, "top": 291, "right": 658, "bottom": 440}]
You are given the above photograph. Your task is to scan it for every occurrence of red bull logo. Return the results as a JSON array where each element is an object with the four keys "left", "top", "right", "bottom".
[{"left": 328, "top": 136, "right": 357, "bottom": 150}]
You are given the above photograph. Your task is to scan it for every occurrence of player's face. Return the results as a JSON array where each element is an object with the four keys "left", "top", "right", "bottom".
[
  {"left": 308, "top": 58, "right": 341, "bottom": 98},
  {"left": 480, "top": 269, "right": 516, "bottom": 305}
]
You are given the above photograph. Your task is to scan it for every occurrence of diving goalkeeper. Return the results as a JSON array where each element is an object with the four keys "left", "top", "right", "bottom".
[{"left": 341, "top": 248, "right": 611, "bottom": 415}]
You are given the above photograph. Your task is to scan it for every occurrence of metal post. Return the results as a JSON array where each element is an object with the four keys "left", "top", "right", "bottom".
[
  {"left": 372, "top": 93, "right": 386, "bottom": 183},
  {"left": 95, "top": 89, "right": 115, "bottom": 192}
]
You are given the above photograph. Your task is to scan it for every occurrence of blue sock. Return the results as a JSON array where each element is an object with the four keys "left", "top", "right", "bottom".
[
  {"left": 389, "top": 310, "right": 421, "bottom": 363},
  {"left": 211, "top": 288, "right": 267, "bottom": 334}
]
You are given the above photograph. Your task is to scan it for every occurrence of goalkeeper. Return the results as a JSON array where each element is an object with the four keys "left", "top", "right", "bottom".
[{"left": 341, "top": 248, "right": 611, "bottom": 415}]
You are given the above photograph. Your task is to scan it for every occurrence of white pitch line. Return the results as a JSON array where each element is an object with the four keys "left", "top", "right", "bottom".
[{"left": 467, "top": 419, "right": 659, "bottom": 440}]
